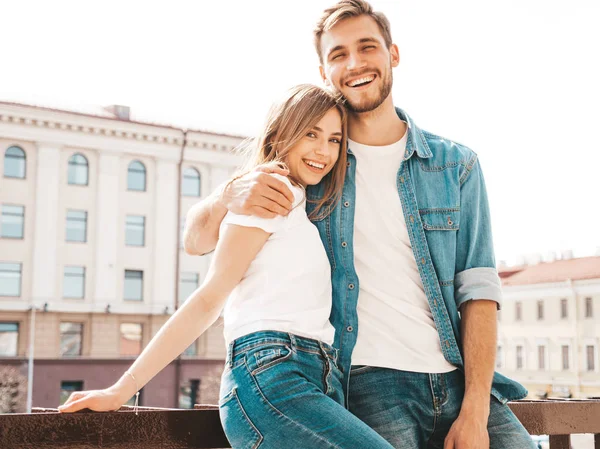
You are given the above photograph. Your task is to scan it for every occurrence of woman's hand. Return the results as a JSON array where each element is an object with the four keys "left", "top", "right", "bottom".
[{"left": 58, "top": 384, "right": 132, "bottom": 413}]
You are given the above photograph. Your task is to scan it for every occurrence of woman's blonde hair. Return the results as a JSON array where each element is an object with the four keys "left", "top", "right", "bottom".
[{"left": 238, "top": 84, "right": 348, "bottom": 220}]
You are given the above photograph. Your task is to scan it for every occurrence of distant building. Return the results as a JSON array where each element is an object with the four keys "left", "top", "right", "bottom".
[
  {"left": 498, "top": 256, "right": 600, "bottom": 399},
  {"left": 0, "top": 101, "right": 244, "bottom": 409}
]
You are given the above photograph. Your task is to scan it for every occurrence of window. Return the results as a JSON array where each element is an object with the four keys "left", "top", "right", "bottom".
[
  {"left": 496, "top": 346, "right": 503, "bottom": 369},
  {"left": 59, "top": 381, "right": 83, "bottom": 406},
  {"left": 182, "top": 167, "right": 201, "bottom": 197},
  {"left": 538, "top": 345, "right": 546, "bottom": 370},
  {"left": 0, "top": 322, "right": 19, "bottom": 356},
  {"left": 0, "top": 262, "right": 21, "bottom": 297},
  {"left": 124, "top": 270, "right": 143, "bottom": 301},
  {"left": 183, "top": 339, "right": 198, "bottom": 356},
  {"left": 66, "top": 210, "right": 87, "bottom": 242},
  {"left": 120, "top": 323, "right": 142, "bottom": 356},
  {"left": 60, "top": 322, "right": 83, "bottom": 356},
  {"left": 560, "top": 299, "right": 568, "bottom": 319},
  {"left": 63, "top": 266, "right": 85, "bottom": 299},
  {"left": 179, "top": 379, "right": 200, "bottom": 409},
  {"left": 537, "top": 300, "right": 544, "bottom": 320},
  {"left": 4, "top": 146, "right": 26, "bottom": 178},
  {"left": 125, "top": 215, "right": 145, "bottom": 246},
  {"left": 67, "top": 153, "right": 88, "bottom": 185},
  {"left": 587, "top": 346, "right": 596, "bottom": 371},
  {"left": 562, "top": 345, "right": 570, "bottom": 370},
  {"left": 585, "top": 297, "right": 593, "bottom": 318},
  {"left": 516, "top": 345, "right": 524, "bottom": 370},
  {"left": 127, "top": 161, "right": 146, "bottom": 191},
  {"left": 179, "top": 272, "right": 199, "bottom": 304},
  {"left": 515, "top": 302, "right": 522, "bottom": 321},
  {"left": 1, "top": 205, "right": 25, "bottom": 238}
]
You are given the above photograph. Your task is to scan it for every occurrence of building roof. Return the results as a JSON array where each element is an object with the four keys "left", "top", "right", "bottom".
[
  {"left": 500, "top": 256, "right": 600, "bottom": 286},
  {"left": 0, "top": 100, "right": 247, "bottom": 139}
]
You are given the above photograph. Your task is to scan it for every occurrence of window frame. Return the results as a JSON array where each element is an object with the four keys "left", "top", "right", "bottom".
[
  {"left": 127, "top": 160, "right": 147, "bottom": 192},
  {"left": 59, "top": 322, "right": 83, "bottom": 357},
  {"left": 181, "top": 167, "right": 201, "bottom": 197},
  {"left": 124, "top": 269, "right": 144, "bottom": 301},
  {"left": 0, "top": 262, "right": 22, "bottom": 297},
  {"left": 63, "top": 266, "right": 86, "bottom": 299},
  {"left": 3, "top": 146, "right": 26, "bottom": 179},
  {"left": 65, "top": 209, "right": 88, "bottom": 243},
  {"left": 0, "top": 204, "right": 25, "bottom": 239},
  {"left": 0, "top": 322, "right": 19, "bottom": 357},
  {"left": 125, "top": 215, "right": 146, "bottom": 247},
  {"left": 67, "top": 153, "right": 89, "bottom": 186}
]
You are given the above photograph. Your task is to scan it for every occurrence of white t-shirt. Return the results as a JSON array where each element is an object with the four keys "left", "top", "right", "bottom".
[
  {"left": 349, "top": 131, "right": 456, "bottom": 373},
  {"left": 220, "top": 174, "right": 335, "bottom": 346}
]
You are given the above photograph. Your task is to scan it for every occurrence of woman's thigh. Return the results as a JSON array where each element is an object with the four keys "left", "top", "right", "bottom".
[{"left": 220, "top": 343, "right": 394, "bottom": 449}]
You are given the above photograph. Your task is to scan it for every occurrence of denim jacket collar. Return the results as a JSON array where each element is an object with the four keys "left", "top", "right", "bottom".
[{"left": 396, "top": 107, "right": 433, "bottom": 161}]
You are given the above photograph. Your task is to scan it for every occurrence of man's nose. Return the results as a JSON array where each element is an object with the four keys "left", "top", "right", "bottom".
[{"left": 347, "top": 52, "right": 366, "bottom": 71}]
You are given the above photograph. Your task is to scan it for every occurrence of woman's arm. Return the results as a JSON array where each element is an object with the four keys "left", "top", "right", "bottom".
[{"left": 59, "top": 224, "right": 271, "bottom": 412}]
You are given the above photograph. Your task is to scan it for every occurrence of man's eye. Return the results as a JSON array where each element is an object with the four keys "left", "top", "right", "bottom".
[
  {"left": 331, "top": 53, "right": 344, "bottom": 61},
  {"left": 363, "top": 45, "right": 376, "bottom": 51}
]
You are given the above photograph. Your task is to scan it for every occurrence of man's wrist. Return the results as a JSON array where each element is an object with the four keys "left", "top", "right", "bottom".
[{"left": 460, "top": 393, "right": 491, "bottom": 421}]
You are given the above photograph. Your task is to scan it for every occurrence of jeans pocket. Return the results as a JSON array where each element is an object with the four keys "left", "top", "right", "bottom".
[
  {"left": 248, "top": 344, "right": 293, "bottom": 376},
  {"left": 219, "top": 387, "right": 263, "bottom": 449}
]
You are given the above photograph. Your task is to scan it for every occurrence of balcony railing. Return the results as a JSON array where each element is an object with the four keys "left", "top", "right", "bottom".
[{"left": 1, "top": 399, "right": 599, "bottom": 448}]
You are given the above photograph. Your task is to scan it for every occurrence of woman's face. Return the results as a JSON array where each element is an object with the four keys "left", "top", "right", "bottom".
[{"left": 285, "top": 107, "right": 343, "bottom": 187}]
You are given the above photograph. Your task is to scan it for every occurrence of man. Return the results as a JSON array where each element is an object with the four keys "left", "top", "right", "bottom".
[{"left": 184, "top": 1, "right": 533, "bottom": 448}]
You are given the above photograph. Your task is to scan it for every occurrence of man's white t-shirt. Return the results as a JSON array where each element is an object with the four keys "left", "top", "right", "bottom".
[
  {"left": 220, "top": 174, "right": 335, "bottom": 346},
  {"left": 349, "top": 130, "right": 456, "bottom": 373}
]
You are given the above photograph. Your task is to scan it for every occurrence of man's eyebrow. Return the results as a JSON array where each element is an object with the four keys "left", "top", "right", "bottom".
[{"left": 327, "top": 37, "right": 380, "bottom": 58}]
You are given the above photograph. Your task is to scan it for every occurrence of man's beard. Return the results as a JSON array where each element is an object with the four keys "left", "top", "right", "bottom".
[{"left": 343, "top": 70, "right": 393, "bottom": 113}]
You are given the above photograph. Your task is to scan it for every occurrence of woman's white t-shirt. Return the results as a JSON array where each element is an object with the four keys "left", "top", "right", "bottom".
[{"left": 220, "top": 174, "right": 335, "bottom": 346}]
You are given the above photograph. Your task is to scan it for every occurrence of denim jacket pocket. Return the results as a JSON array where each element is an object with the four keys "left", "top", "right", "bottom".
[
  {"left": 247, "top": 344, "right": 293, "bottom": 376},
  {"left": 219, "top": 387, "right": 263, "bottom": 449},
  {"left": 420, "top": 208, "right": 460, "bottom": 231}
]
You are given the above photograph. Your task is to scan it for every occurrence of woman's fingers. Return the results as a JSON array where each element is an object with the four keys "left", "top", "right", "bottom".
[
  {"left": 58, "top": 395, "right": 91, "bottom": 413},
  {"left": 61, "top": 391, "right": 86, "bottom": 407}
]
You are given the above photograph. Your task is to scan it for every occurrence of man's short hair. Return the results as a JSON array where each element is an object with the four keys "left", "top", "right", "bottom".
[{"left": 314, "top": 0, "right": 393, "bottom": 64}]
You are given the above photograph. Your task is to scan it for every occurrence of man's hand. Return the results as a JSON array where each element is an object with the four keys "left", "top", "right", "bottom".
[
  {"left": 221, "top": 163, "right": 295, "bottom": 218},
  {"left": 444, "top": 411, "right": 489, "bottom": 449}
]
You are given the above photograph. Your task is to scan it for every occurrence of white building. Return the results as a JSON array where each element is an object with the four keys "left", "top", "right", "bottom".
[
  {"left": 0, "top": 101, "right": 244, "bottom": 408},
  {"left": 498, "top": 256, "right": 600, "bottom": 399}
]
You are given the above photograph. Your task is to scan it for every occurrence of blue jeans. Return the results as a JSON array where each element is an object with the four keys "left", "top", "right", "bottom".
[
  {"left": 219, "top": 331, "right": 394, "bottom": 449},
  {"left": 348, "top": 366, "right": 536, "bottom": 449}
]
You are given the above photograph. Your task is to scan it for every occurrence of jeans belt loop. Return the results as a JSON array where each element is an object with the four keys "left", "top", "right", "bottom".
[
  {"left": 288, "top": 332, "right": 297, "bottom": 351},
  {"left": 226, "top": 341, "right": 234, "bottom": 367}
]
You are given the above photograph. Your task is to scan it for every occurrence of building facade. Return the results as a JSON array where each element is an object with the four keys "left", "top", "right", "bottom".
[
  {"left": 498, "top": 257, "right": 600, "bottom": 399},
  {"left": 0, "top": 101, "right": 244, "bottom": 410}
]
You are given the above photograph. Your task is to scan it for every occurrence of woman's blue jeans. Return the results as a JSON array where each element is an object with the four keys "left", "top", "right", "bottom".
[{"left": 219, "top": 330, "right": 394, "bottom": 449}]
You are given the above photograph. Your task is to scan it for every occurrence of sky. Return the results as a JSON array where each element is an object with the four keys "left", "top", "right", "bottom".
[{"left": 1, "top": 0, "right": 599, "bottom": 265}]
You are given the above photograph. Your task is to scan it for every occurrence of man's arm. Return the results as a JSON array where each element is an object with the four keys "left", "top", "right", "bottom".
[
  {"left": 183, "top": 163, "right": 295, "bottom": 256},
  {"left": 445, "top": 155, "right": 501, "bottom": 449},
  {"left": 444, "top": 300, "right": 496, "bottom": 449}
]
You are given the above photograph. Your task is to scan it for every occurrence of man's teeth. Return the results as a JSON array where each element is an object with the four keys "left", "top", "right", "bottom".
[
  {"left": 348, "top": 75, "right": 375, "bottom": 87},
  {"left": 305, "top": 160, "right": 325, "bottom": 169}
]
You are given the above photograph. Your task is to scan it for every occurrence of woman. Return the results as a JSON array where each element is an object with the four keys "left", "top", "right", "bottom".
[{"left": 59, "top": 84, "right": 394, "bottom": 449}]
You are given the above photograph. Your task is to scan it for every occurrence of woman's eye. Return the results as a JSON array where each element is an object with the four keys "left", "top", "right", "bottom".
[
  {"left": 330, "top": 138, "right": 340, "bottom": 144},
  {"left": 307, "top": 132, "right": 317, "bottom": 138}
]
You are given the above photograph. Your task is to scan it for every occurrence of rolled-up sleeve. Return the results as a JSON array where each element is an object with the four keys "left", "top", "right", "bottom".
[{"left": 454, "top": 154, "right": 503, "bottom": 309}]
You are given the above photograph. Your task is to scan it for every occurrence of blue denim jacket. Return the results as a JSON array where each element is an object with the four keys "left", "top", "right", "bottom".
[{"left": 306, "top": 108, "right": 527, "bottom": 405}]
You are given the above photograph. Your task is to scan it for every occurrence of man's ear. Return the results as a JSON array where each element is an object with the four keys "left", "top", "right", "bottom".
[
  {"left": 390, "top": 43, "right": 400, "bottom": 68},
  {"left": 319, "top": 65, "right": 331, "bottom": 86}
]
